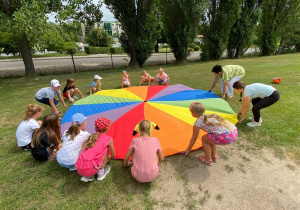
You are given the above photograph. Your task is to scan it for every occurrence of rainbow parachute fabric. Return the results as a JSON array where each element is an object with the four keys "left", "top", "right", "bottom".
[{"left": 61, "top": 84, "right": 237, "bottom": 159}]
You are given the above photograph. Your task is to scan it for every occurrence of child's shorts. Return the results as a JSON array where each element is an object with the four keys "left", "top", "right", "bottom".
[
  {"left": 77, "top": 164, "right": 102, "bottom": 177},
  {"left": 35, "top": 97, "right": 59, "bottom": 107},
  {"left": 156, "top": 78, "right": 168, "bottom": 84},
  {"left": 63, "top": 92, "right": 68, "bottom": 98},
  {"left": 207, "top": 129, "right": 238, "bottom": 145}
]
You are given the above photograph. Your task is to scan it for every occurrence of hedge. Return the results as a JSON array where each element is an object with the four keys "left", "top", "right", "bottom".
[{"left": 85, "top": 46, "right": 124, "bottom": 54}]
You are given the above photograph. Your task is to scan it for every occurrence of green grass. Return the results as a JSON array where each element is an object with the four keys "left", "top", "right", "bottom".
[{"left": 0, "top": 53, "right": 300, "bottom": 208}]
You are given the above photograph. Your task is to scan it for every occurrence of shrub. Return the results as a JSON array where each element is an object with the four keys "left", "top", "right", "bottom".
[
  {"left": 85, "top": 47, "right": 124, "bottom": 54},
  {"left": 161, "top": 45, "right": 169, "bottom": 48},
  {"left": 194, "top": 45, "right": 200, "bottom": 51},
  {"left": 63, "top": 42, "right": 79, "bottom": 54},
  {"left": 189, "top": 43, "right": 195, "bottom": 48}
]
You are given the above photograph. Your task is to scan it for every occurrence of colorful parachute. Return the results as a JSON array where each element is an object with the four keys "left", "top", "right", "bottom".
[{"left": 61, "top": 84, "right": 237, "bottom": 159}]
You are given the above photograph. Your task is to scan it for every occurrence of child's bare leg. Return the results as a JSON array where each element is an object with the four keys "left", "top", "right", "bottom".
[
  {"left": 100, "top": 151, "right": 109, "bottom": 170},
  {"left": 202, "top": 135, "right": 212, "bottom": 161},
  {"left": 210, "top": 142, "right": 217, "bottom": 159},
  {"left": 69, "top": 89, "right": 75, "bottom": 97}
]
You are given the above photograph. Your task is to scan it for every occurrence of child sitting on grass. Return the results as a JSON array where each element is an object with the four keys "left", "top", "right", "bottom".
[
  {"left": 124, "top": 120, "right": 164, "bottom": 183},
  {"left": 139, "top": 71, "right": 155, "bottom": 86},
  {"left": 185, "top": 102, "right": 238, "bottom": 166},
  {"left": 56, "top": 113, "right": 90, "bottom": 171},
  {"left": 16, "top": 104, "right": 44, "bottom": 150},
  {"left": 121, "top": 70, "right": 131, "bottom": 88},
  {"left": 35, "top": 79, "right": 67, "bottom": 115},
  {"left": 31, "top": 114, "right": 62, "bottom": 161},
  {"left": 63, "top": 78, "right": 84, "bottom": 103},
  {"left": 75, "top": 117, "right": 115, "bottom": 182},
  {"left": 89, "top": 75, "right": 102, "bottom": 95}
]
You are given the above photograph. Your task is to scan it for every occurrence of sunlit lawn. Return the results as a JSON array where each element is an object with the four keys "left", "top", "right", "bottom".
[{"left": 0, "top": 53, "right": 299, "bottom": 208}]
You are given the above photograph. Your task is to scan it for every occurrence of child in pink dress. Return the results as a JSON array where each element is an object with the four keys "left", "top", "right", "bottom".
[
  {"left": 124, "top": 120, "right": 164, "bottom": 182},
  {"left": 75, "top": 117, "right": 115, "bottom": 182},
  {"left": 121, "top": 70, "right": 131, "bottom": 88}
]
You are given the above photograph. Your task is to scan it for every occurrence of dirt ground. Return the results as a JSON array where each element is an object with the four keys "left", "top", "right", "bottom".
[{"left": 150, "top": 138, "right": 300, "bottom": 209}]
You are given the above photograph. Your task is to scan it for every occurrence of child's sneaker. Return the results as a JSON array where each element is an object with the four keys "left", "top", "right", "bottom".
[
  {"left": 69, "top": 167, "right": 77, "bottom": 171},
  {"left": 248, "top": 117, "right": 262, "bottom": 123},
  {"left": 80, "top": 176, "right": 94, "bottom": 182},
  {"left": 72, "top": 96, "right": 78, "bottom": 99},
  {"left": 97, "top": 165, "right": 111, "bottom": 181},
  {"left": 247, "top": 121, "right": 261, "bottom": 127}
]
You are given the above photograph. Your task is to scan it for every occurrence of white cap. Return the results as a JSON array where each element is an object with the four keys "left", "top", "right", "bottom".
[
  {"left": 94, "top": 75, "right": 102, "bottom": 80},
  {"left": 51, "top": 79, "right": 62, "bottom": 87}
]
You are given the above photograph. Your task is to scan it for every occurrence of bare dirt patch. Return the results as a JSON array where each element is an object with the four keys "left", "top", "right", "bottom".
[{"left": 150, "top": 139, "right": 300, "bottom": 209}]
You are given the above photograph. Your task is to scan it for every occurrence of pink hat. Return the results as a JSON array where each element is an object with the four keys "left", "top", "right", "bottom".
[{"left": 95, "top": 117, "right": 111, "bottom": 131}]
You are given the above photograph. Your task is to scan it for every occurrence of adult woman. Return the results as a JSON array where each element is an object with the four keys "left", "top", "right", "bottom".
[
  {"left": 233, "top": 81, "right": 280, "bottom": 127},
  {"left": 209, "top": 65, "right": 245, "bottom": 100}
]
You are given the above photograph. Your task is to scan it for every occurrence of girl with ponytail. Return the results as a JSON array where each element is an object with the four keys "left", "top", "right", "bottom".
[
  {"left": 185, "top": 102, "right": 238, "bottom": 166},
  {"left": 56, "top": 113, "right": 90, "bottom": 171}
]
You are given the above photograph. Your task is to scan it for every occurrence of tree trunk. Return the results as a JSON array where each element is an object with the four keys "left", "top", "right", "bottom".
[
  {"left": 19, "top": 35, "right": 36, "bottom": 78},
  {"left": 155, "top": 42, "right": 159, "bottom": 53},
  {"left": 128, "top": 39, "right": 141, "bottom": 68},
  {"left": 234, "top": 48, "right": 242, "bottom": 59},
  {"left": 276, "top": 35, "right": 284, "bottom": 55}
]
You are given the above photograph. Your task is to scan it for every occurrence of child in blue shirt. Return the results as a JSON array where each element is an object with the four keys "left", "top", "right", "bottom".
[{"left": 89, "top": 75, "right": 102, "bottom": 95}]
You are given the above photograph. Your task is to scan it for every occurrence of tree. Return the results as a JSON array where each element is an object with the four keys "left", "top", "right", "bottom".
[
  {"left": 160, "top": 0, "right": 204, "bottom": 62},
  {"left": 105, "top": 0, "right": 158, "bottom": 68},
  {"left": 64, "top": 42, "right": 79, "bottom": 73},
  {"left": 258, "top": 0, "right": 300, "bottom": 56},
  {"left": 86, "top": 27, "right": 113, "bottom": 47},
  {"left": 0, "top": 0, "right": 102, "bottom": 78},
  {"left": 227, "top": 0, "right": 262, "bottom": 59},
  {"left": 200, "top": 0, "right": 241, "bottom": 61}
]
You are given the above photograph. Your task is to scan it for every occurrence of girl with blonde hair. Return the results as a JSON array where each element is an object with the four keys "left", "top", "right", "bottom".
[
  {"left": 124, "top": 120, "right": 164, "bottom": 182},
  {"left": 185, "top": 102, "right": 238, "bottom": 166},
  {"left": 16, "top": 104, "right": 44, "bottom": 150},
  {"left": 75, "top": 117, "right": 115, "bottom": 182}
]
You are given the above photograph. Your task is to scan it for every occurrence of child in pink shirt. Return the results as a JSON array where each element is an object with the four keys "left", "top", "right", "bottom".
[
  {"left": 124, "top": 120, "right": 164, "bottom": 182},
  {"left": 75, "top": 117, "right": 116, "bottom": 182}
]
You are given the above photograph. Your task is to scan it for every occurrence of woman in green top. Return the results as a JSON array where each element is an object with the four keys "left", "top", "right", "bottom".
[{"left": 209, "top": 65, "right": 245, "bottom": 100}]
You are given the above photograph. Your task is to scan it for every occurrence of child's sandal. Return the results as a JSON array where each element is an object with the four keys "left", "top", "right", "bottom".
[
  {"left": 198, "top": 155, "right": 213, "bottom": 166},
  {"left": 212, "top": 157, "right": 218, "bottom": 163}
]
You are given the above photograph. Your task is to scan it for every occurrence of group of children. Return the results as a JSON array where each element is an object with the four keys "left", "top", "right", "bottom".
[
  {"left": 121, "top": 68, "right": 170, "bottom": 88},
  {"left": 15, "top": 64, "right": 280, "bottom": 182},
  {"left": 16, "top": 104, "right": 166, "bottom": 182}
]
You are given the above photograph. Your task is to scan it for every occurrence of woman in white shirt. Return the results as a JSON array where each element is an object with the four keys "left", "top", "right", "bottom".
[
  {"left": 233, "top": 81, "right": 280, "bottom": 127},
  {"left": 57, "top": 113, "right": 90, "bottom": 171}
]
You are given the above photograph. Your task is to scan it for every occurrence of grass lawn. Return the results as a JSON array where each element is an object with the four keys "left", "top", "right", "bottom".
[{"left": 0, "top": 53, "right": 299, "bottom": 209}]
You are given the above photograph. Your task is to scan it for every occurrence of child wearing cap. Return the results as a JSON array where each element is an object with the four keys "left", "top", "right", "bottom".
[
  {"left": 75, "top": 117, "right": 116, "bottom": 182},
  {"left": 121, "top": 70, "right": 131, "bottom": 88},
  {"left": 35, "top": 79, "right": 67, "bottom": 115},
  {"left": 57, "top": 113, "right": 90, "bottom": 171},
  {"left": 89, "top": 75, "right": 102, "bottom": 95},
  {"left": 124, "top": 120, "right": 164, "bottom": 183}
]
